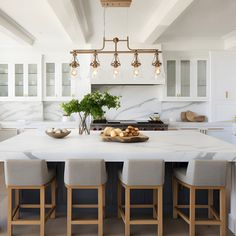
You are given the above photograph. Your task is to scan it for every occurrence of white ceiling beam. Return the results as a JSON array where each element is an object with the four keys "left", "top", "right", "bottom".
[
  {"left": 0, "top": 8, "right": 35, "bottom": 46},
  {"left": 223, "top": 30, "right": 236, "bottom": 50},
  {"left": 47, "top": 0, "right": 89, "bottom": 44},
  {"left": 139, "top": 0, "right": 194, "bottom": 44}
]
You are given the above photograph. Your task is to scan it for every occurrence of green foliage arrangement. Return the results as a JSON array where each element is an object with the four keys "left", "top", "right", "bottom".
[
  {"left": 61, "top": 91, "right": 120, "bottom": 120},
  {"left": 61, "top": 99, "right": 80, "bottom": 116}
]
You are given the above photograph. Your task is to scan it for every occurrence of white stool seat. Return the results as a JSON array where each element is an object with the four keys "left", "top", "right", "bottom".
[
  {"left": 5, "top": 159, "right": 55, "bottom": 186},
  {"left": 64, "top": 159, "right": 107, "bottom": 186},
  {"left": 173, "top": 160, "right": 228, "bottom": 187},
  {"left": 119, "top": 159, "right": 165, "bottom": 186}
]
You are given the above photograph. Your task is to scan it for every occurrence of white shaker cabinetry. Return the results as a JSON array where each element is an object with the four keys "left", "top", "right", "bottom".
[
  {"left": 163, "top": 56, "right": 208, "bottom": 101},
  {"left": 210, "top": 51, "right": 236, "bottom": 122},
  {"left": 0, "top": 58, "right": 42, "bottom": 101}
]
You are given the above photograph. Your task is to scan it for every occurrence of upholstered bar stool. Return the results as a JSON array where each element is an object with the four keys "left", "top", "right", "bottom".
[
  {"left": 4, "top": 159, "right": 56, "bottom": 236},
  {"left": 173, "top": 160, "right": 228, "bottom": 236},
  {"left": 117, "top": 159, "right": 165, "bottom": 236},
  {"left": 64, "top": 159, "right": 107, "bottom": 236}
]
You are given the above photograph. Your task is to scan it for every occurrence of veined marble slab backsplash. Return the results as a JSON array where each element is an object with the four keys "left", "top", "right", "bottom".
[
  {"left": 161, "top": 102, "right": 208, "bottom": 122},
  {"left": 0, "top": 102, "right": 43, "bottom": 121},
  {"left": 43, "top": 102, "right": 64, "bottom": 121},
  {"left": 0, "top": 87, "right": 208, "bottom": 122}
]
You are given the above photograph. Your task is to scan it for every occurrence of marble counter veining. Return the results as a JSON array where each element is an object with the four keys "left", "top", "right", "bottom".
[{"left": 0, "top": 130, "right": 236, "bottom": 162}]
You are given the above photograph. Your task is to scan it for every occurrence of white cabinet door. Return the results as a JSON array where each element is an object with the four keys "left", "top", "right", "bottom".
[
  {"left": 211, "top": 51, "right": 236, "bottom": 101},
  {"left": 207, "top": 128, "right": 232, "bottom": 143},
  {"left": 164, "top": 58, "right": 208, "bottom": 101},
  {"left": 0, "top": 64, "right": 9, "bottom": 98}
]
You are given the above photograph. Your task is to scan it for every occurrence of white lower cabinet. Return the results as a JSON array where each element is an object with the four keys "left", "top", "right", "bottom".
[
  {"left": 0, "top": 129, "right": 18, "bottom": 142},
  {"left": 206, "top": 127, "right": 232, "bottom": 143}
]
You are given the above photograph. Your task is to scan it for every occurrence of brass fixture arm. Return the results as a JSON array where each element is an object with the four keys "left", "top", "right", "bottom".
[{"left": 70, "top": 37, "right": 162, "bottom": 55}]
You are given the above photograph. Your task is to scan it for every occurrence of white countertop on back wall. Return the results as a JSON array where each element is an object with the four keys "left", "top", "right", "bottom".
[{"left": 0, "top": 120, "right": 235, "bottom": 130}]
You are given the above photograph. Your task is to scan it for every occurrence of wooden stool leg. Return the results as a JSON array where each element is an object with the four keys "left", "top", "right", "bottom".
[
  {"left": 8, "top": 188, "right": 12, "bottom": 236},
  {"left": 67, "top": 187, "right": 72, "bottom": 236},
  {"left": 153, "top": 189, "right": 157, "bottom": 219},
  {"left": 117, "top": 181, "right": 121, "bottom": 218},
  {"left": 15, "top": 189, "right": 20, "bottom": 219},
  {"left": 173, "top": 177, "right": 178, "bottom": 219},
  {"left": 125, "top": 186, "right": 130, "bottom": 236},
  {"left": 98, "top": 186, "right": 103, "bottom": 236},
  {"left": 157, "top": 187, "right": 163, "bottom": 236},
  {"left": 102, "top": 184, "right": 106, "bottom": 219},
  {"left": 208, "top": 189, "right": 213, "bottom": 219},
  {"left": 220, "top": 188, "right": 226, "bottom": 236},
  {"left": 51, "top": 179, "right": 56, "bottom": 219},
  {"left": 40, "top": 187, "right": 45, "bottom": 236},
  {"left": 189, "top": 187, "right": 196, "bottom": 236}
]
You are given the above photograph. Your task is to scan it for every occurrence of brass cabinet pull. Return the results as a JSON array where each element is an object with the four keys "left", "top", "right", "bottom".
[{"left": 226, "top": 91, "right": 229, "bottom": 99}]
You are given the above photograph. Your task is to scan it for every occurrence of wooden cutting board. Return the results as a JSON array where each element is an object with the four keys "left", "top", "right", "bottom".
[{"left": 100, "top": 133, "right": 149, "bottom": 143}]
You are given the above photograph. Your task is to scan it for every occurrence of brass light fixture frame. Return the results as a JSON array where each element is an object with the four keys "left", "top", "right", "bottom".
[
  {"left": 70, "top": 37, "right": 162, "bottom": 56},
  {"left": 100, "top": 0, "right": 132, "bottom": 7}
]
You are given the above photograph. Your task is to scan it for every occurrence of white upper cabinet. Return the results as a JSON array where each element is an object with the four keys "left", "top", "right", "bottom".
[
  {"left": 0, "top": 57, "right": 41, "bottom": 101},
  {"left": 210, "top": 51, "right": 236, "bottom": 122},
  {"left": 0, "top": 64, "right": 9, "bottom": 97},
  {"left": 210, "top": 51, "right": 236, "bottom": 101},
  {"left": 163, "top": 56, "right": 208, "bottom": 101},
  {"left": 44, "top": 59, "right": 76, "bottom": 101}
]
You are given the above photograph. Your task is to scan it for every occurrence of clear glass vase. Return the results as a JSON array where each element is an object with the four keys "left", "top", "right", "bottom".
[{"left": 78, "top": 113, "right": 90, "bottom": 135}]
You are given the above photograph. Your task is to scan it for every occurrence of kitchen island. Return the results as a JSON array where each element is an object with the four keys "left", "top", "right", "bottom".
[{"left": 0, "top": 130, "right": 236, "bottom": 234}]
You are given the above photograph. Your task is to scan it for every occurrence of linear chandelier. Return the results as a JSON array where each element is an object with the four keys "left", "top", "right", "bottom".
[
  {"left": 69, "top": 0, "right": 162, "bottom": 79},
  {"left": 70, "top": 37, "right": 162, "bottom": 79}
]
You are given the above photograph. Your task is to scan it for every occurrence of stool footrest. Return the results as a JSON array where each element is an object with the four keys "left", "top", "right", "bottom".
[
  {"left": 72, "top": 204, "right": 98, "bottom": 209},
  {"left": 11, "top": 220, "right": 41, "bottom": 225},
  {"left": 130, "top": 219, "right": 160, "bottom": 225},
  {"left": 71, "top": 220, "right": 99, "bottom": 225}
]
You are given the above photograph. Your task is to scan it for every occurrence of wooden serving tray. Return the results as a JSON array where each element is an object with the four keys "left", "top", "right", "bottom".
[{"left": 100, "top": 133, "right": 149, "bottom": 143}]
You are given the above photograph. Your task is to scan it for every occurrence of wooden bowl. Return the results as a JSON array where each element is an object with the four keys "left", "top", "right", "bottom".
[{"left": 45, "top": 130, "right": 71, "bottom": 139}]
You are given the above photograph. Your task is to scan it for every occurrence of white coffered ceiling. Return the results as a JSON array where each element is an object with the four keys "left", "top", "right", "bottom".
[{"left": 0, "top": 0, "right": 236, "bottom": 51}]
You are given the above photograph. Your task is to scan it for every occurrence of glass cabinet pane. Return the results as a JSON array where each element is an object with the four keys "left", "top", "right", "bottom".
[
  {"left": 167, "top": 60, "right": 176, "bottom": 96},
  {"left": 28, "top": 64, "right": 37, "bottom": 96},
  {"left": 0, "top": 64, "right": 8, "bottom": 97},
  {"left": 61, "top": 63, "right": 71, "bottom": 97},
  {"left": 197, "top": 60, "right": 207, "bottom": 97},
  {"left": 15, "top": 64, "right": 24, "bottom": 96},
  {"left": 180, "top": 60, "right": 190, "bottom": 97},
  {"left": 46, "top": 63, "right": 55, "bottom": 97}
]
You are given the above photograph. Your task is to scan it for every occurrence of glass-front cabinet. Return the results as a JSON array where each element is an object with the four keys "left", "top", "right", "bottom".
[
  {"left": 13, "top": 62, "right": 41, "bottom": 100},
  {"left": 0, "top": 59, "right": 41, "bottom": 101},
  {"left": 44, "top": 61, "right": 75, "bottom": 101},
  {"left": 165, "top": 58, "right": 208, "bottom": 101},
  {"left": 0, "top": 64, "right": 9, "bottom": 97}
]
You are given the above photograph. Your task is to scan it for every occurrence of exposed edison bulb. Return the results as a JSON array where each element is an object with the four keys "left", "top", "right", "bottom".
[
  {"left": 92, "top": 67, "right": 98, "bottom": 78},
  {"left": 113, "top": 67, "right": 119, "bottom": 78},
  {"left": 71, "top": 67, "right": 79, "bottom": 78},
  {"left": 154, "top": 66, "right": 161, "bottom": 78},
  {"left": 133, "top": 67, "right": 140, "bottom": 78}
]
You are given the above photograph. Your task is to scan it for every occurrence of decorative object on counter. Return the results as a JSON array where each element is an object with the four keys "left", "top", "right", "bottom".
[
  {"left": 149, "top": 112, "right": 165, "bottom": 124},
  {"left": 61, "top": 99, "right": 79, "bottom": 122},
  {"left": 46, "top": 128, "right": 71, "bottom": 139},
  {"left": 61, "top": 91, "right": 120, "bottom": 135},
  {"left": 101, "top": 126, "right": 149, "bottom": 143},
  {"left": 181, "top": 110, "right": 206, "bottom": 122},
  {"left": 69, "top": 2, "right": 162, "bottom": 79}
]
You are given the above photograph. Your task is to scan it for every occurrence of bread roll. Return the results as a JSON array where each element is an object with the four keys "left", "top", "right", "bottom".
[
  {"left": 114, "top": 128, "right": 122, "bottom": 135},
  {"left": 104, "top": 127, "right": 113, "bottom": 136},
  {"left": 110, "top": 130, "right": 117, "bottom": 137}
]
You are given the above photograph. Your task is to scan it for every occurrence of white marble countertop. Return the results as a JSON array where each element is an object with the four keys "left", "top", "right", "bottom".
[{"left": 0, "top": 130, "right": 236, "bottom": 162}]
